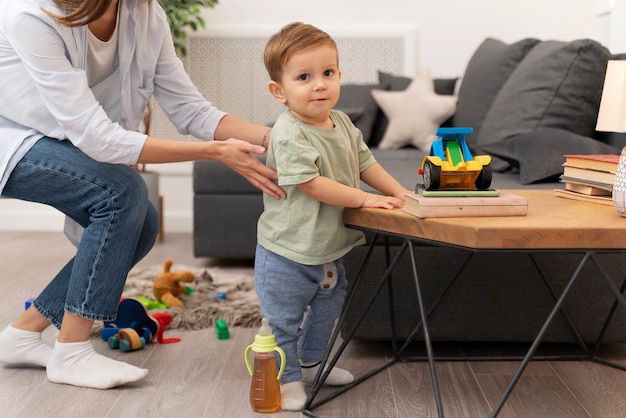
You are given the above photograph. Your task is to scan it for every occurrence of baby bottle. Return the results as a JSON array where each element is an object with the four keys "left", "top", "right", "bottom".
[{"left": 244, "top": 318, "right": 286, "bottom": 413}]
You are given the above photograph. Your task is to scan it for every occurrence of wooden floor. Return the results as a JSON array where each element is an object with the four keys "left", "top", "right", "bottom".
[{"left": 2, "top": 231, "right": 626, "bottom": 417}]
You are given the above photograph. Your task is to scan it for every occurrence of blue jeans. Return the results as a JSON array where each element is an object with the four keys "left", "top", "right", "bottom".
[
  {"left": 254, "top": 244, "right": 347, "bottom": 384},
  {"left": 2, "top": 137, "right": 159, "bottom": 329}
]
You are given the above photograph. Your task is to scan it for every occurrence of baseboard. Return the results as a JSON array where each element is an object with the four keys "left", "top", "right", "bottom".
[
  {"left": 0, "top": 201, "right": 65, "bottom": 231},
  {"left": 0, "top": 200, "right": 193, "bottom": 233}
]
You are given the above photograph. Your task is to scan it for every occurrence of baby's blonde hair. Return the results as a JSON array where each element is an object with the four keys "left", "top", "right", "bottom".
[{"left": 264, "top": 22, "right": 338, "bottom": 82}]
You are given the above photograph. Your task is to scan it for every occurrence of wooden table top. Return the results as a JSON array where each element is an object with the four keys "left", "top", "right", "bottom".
[{"left": 344, "top": 189, "right": 626, "bottom": 250}]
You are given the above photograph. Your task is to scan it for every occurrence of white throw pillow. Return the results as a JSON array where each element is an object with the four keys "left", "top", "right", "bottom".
[{"left": 371, "top": 68, "right": 457, "bottom": 151}]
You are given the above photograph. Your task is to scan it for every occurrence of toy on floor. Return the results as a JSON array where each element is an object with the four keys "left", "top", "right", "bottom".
[
  {"left": 152, "top": 312, "right": 181, "bottom": 344},
  {"left": 101, "top": 298, "right": 158, "bottom": 352},
  {"left": 215, "top": 319, "right": 229, "bottom": 340},
  {"left": 106, "top": 323, "right": 148, "bottom": 352},
  {"left": 101, "top": 298, "right": 181, "bottom": 352},
  {"left": 152, "top": 258, "right": 195, "bottom": 309},
  {"left": 103, "top": 298, "right": 159, "bottom": 342},
  {"left": 134, "top": 296, "right": 168, "bottom": 310}
]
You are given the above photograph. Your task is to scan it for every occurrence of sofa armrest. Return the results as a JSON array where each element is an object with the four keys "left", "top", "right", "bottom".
[{"left": 193, "top": 156, "right": 266, "bottom": 195}]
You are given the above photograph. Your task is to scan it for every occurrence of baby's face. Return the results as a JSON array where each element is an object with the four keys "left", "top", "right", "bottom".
[{"left": 278, "top": 45, "right": 341, "bottom": 128}]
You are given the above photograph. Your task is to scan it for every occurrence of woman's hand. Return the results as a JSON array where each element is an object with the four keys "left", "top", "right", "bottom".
[
  {"left": 137, "top": 136, "right": 286, "bottom": 199},
  {"left": 212, "top": 138, "right": 286, "bottom": 199}
]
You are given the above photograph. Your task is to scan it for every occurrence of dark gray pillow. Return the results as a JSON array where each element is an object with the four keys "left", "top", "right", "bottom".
[
  {"left": 478, "top": 39, "right": 612, "bottom": 146},
  {"left": 476, "top": 128, "right": 620, "bottom": 184},
  {"left": 335, "top": 83, "right": 387, "bottom": 144},
  {"left": 454, "top": 38, "right": 540, "bottom": 143}
]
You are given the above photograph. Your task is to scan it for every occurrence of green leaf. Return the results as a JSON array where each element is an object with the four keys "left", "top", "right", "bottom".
[{"left": 157, "top": 0, "right": 220, "bottom": 57}]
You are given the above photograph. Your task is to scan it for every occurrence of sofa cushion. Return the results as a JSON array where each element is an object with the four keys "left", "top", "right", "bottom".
[
  {"left": 476, "top": 128, "right": 620, "bottom": 184},
  {"left": 478, "top": 39, "right": 612, "bottom": 145},
  {"left": 335, "top": 83, "right": 388, "bottom": 144},
  {"left": 378, "top": 71, "right": 458, "bottom": 94},
  {"left": 454, "top": 38, "right": 540, "bottom": 143},
  {"left": 371, "top": 69, "right": 457, "bottom": 151},
  {"left": 369, "top": 72, "right": 458, "bottom": 147}
]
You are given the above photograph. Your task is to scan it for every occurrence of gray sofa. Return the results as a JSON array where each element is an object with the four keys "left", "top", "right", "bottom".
[{"left": 194, "top": 37, "right": 626, "bottom": 343}]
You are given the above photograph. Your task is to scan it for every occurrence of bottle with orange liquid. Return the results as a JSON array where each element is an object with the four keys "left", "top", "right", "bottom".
[{"left": 244, "top": 318, "right": 286, "bottom": 413}]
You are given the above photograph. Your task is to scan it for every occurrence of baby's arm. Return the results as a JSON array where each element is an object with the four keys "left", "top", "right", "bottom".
[
  {"left": 360, "top": 162, "right": 413, "bottom": 199},
  {"left": 298, "top": 176, "right": 405, "bottom": 209}
]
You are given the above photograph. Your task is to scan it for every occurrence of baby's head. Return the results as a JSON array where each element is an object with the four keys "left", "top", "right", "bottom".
[
  {"left": 264, "top": 23, "right": 342, "bottom": 126},
  {"left": 264, "top": 22, "right": 338, "bottom": 84}
]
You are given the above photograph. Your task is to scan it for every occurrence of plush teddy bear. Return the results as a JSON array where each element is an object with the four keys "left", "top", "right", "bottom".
[{"left": 152, "top": 259, "right": 195, "bottom": 309}]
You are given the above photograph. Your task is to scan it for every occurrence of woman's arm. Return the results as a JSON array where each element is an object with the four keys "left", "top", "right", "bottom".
[
  {"left": 137, "top": 135, "right": 284, "bottom": 199},
  {"left": 213, "top": 115, "right": 271, "bottom": 147}
]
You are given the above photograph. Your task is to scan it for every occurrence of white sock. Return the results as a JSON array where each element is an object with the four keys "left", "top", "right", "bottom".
[
  {"left": 280, "top": 380, "right": 307, "bottom": 411},
  {"left": 301, "top": 361, "right": 354, "bottom": 386},
  {"left": 0, "top": 325, "right": 52, "bottom": 367},
  {"left": 47, "top": 340, "right": 148, "bottom": 389}
]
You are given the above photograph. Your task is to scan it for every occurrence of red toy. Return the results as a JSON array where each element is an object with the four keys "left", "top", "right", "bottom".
[{"left": 152, "top": 312, "right": 181, "bottom": 344}]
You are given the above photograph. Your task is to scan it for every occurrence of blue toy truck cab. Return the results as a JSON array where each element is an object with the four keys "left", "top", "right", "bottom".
[{"left": 421, "top": 127, "right": 492, "bottom": 191}]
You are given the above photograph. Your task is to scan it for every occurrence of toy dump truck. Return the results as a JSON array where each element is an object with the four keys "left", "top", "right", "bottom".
[{"left": 420, "top": 127, "right": 492, "bottom": 191}]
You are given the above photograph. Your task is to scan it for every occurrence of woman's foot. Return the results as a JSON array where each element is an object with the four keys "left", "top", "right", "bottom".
[
  {"left": 47, "top": 340, "right": 148, "bottom": 389},
  {"left": 0, "top": 324, "right": 52, "bottom": 367}
]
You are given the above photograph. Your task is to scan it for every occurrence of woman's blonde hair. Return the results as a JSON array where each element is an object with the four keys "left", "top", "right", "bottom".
[
  {"left": 43, "top": 0, "right": 114, "bottom": 27},
  {"left": 264, "top": 22, "right": 338, "bottom": 82}
]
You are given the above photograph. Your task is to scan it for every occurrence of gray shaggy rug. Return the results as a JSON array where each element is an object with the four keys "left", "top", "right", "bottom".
[{"left": 118, "top": 263, "right": 262, "bottom": 330}]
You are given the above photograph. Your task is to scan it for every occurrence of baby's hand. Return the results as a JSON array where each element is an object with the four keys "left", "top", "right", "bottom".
[{"left": 361, "top": 194, "right": 405, "bottom": 209}]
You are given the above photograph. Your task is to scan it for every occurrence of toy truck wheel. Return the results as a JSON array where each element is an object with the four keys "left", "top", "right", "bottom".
[
  {"left": 108, "top": 336, "right": 120, "bottom": 349},
  {"left": 117, "top": 329, "right": 144, "bottom": 352},
  {"left": 475, "top": 163, "right": 493, "bottom": 190},
  {"left": 423, "top": 161, "right": 441, "bottom": 190}
]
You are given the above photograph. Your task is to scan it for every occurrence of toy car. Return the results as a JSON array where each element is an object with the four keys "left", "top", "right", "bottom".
[
  {"left": 420, "top": 127, "right": 492, "bottom": 191},
  {"left": 107, "top": 328, "right": 147, "bottom": 352}
]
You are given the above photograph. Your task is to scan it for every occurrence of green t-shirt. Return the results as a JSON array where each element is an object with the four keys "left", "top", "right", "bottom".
[{"left": 257, "top": 110, "right": 376, "bottom": 265}]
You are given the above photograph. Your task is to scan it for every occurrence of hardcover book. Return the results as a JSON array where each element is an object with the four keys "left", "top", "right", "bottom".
[
  {"left": 562, "top": 181, "right": 612, "bottom": 196},
  {"left": 402, "top": 192, "right": 528, "bottom": 218},
  {"left": 561, "top": 165, "right": 615, "bottom": 186},
  {"left": 559, "top": 176, "right": 613, "bottom": 192},
  {"left": 563, "top": 154, "right": 619, "bottom": 173},
  {"left": 553, "top": 189, "right": 613, "bottom": 206}
]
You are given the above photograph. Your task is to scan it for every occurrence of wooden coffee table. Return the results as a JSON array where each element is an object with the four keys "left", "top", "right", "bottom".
[
  {"left": 344, "top": 189, "right": 626, "bottom": 250},
  {"left": 303, "top": 190, "right": 626, "bottom": 417}
]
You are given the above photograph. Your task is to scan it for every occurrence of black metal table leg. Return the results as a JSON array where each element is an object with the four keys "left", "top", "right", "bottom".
[
  {"left": 490, "top": 251, "right": 592, "bottom": 417},
  {"left": 303, "top": 235, "right": 445, "bottom": 417},
  {"left": 407, "top": 240, "right": 444, "bottom": 417},
  {"left": 303, "top": 236, "right": 409, "bottom": 415}
]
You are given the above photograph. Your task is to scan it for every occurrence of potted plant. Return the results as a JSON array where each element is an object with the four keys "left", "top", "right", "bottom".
[
  {"left": 140, "top": 0, "right": 220, "bottom": 138},
  {"left": 157, "top": 0, "right": 220, "bottom": 57}
]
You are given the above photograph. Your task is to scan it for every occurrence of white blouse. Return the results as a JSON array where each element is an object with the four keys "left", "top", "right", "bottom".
[{"left": 0, "top": 0, "right": 227, "bottom": 194}]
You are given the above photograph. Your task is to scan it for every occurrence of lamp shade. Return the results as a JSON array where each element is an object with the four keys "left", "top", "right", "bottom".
[{"left": 596, "top": 60, "right": 626, "bottom": 133}]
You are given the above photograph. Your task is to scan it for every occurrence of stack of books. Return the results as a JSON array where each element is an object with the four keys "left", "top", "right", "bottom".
[
  {"left": 402, "top": 191, "right": 528, "bottom": 218},
  {"left": 556, "top": 154, "right": 619, "bottom": 206}
]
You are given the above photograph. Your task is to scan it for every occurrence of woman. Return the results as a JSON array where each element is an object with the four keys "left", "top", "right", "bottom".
[{"left": 0, "top": 0, "right": 284, "bottom": 389}]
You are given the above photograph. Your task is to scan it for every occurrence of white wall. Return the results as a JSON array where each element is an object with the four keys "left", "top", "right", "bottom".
[
  {"left": 0, "top": 0, "right": 609, "bottom": 233},
  {"left": 201, "top": 0, "right": 597, "bottom": 77}
]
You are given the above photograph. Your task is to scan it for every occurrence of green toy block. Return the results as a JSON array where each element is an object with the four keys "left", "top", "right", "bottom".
[{"left": 215, "top": 319, "right": 229, "bottom": 340}]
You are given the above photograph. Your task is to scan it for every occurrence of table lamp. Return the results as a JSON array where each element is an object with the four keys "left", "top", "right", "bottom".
[{"left": 596, "top": 60, "right": 626, "bottom": 216}]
